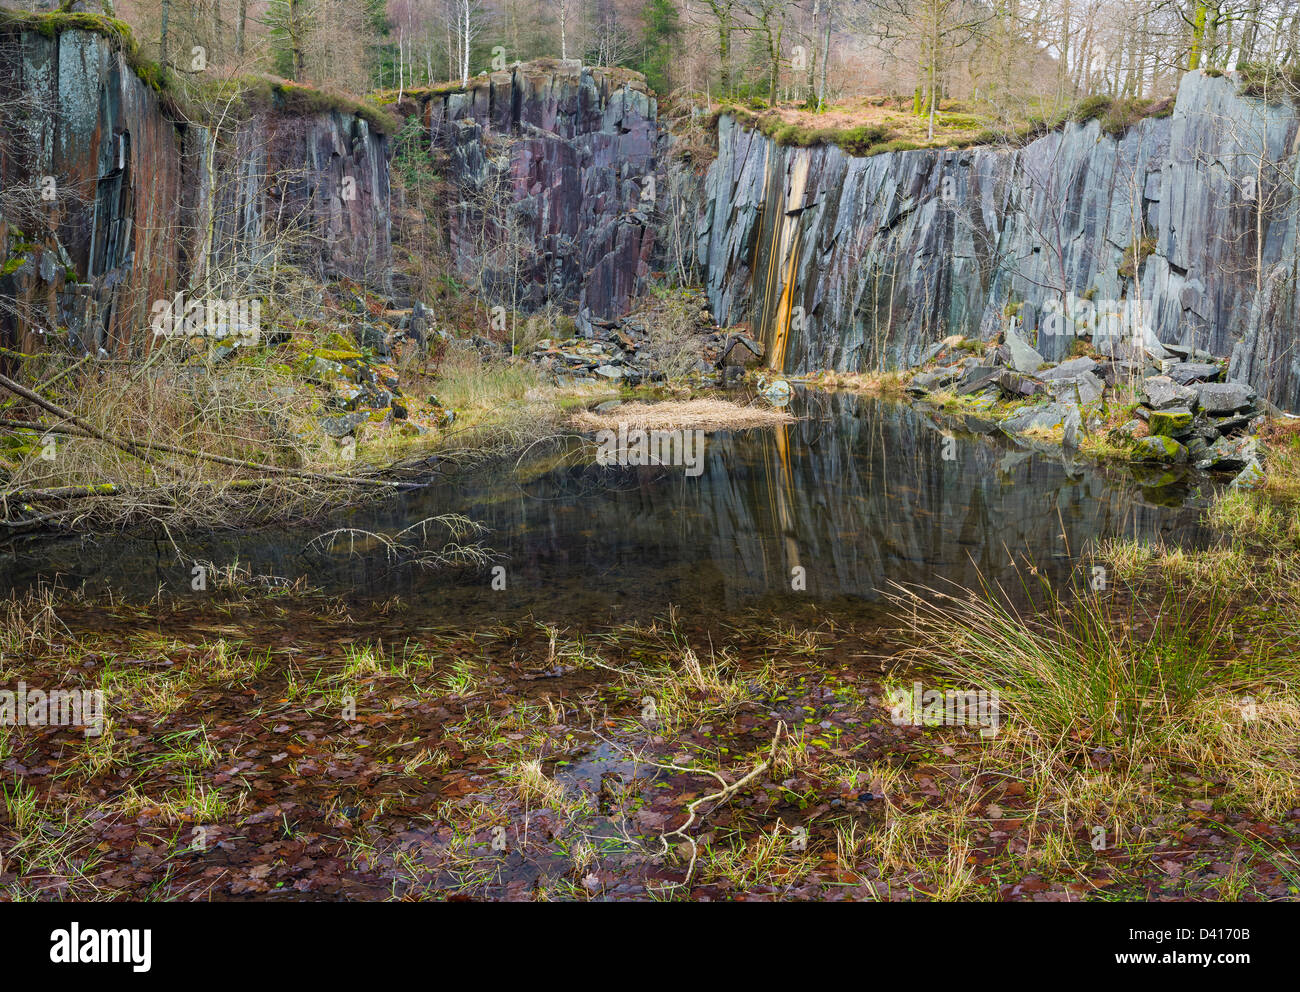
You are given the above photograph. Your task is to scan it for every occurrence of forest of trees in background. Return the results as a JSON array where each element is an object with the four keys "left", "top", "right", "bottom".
[{"left": 26, "top": 1, "right": 1300, "bottom": 113}]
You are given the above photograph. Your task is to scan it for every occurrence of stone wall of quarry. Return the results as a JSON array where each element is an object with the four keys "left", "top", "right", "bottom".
[
  {"left": 0, "top": 24, "right": 392, "bottom": 356},
  {"left": 6, "top": 25, "right": 1300, "bottom": 418},
  {"left": 418, "top": 61, "right": 658, "bottom": 332},
  {"left": 695, "top": 72, "right": 1300, "bottom": 412}
]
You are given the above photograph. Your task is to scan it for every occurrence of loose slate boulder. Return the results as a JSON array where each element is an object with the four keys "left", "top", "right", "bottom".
[
  {"left": 956, "top": 365, "right": 1002, "bottom": 395},
  {"left": 1166, "top": 361, "right": 1222, "bottom": 385},
  {"left": 1198, "top": 435, "right": 1258, "bottom": 471},
  {"left": 919, "top": 340, "right": 949, "bottom": 366},
  {"left": 1038, "top": 357, "right": 1099, "bottom": 380},
  {"left": 1231, "top": 460, "right": 1266, "bottom": 489},
  {"left": 1047, "top": 370, "right": 1105, "bottom": 407},
  {"left": 761, "top": 378, "right": 793, "bottom": 406},
  {"left": 320, "top": 411, "right": 370, "bottom": 438},
  {"left": 907, "top": 367, "right": 961, "bottom": 393},
  {"left": 1000, "top": 402, "right": 1080, "bottom": 435},
  {"left": 1208, "top": 411, "right": 1258, "bottom": 435},
  {"left": 1142, "top": 375, "right": 1197, "bottom": 410},
  {"left": 1193, "top": 381, "right": 1256, "bottom": 414},
  {"left": 1132, "top": 435, "right": 1188, "bottom": 464},
  {"left": 1148, "top": 406, "right": 1194, "bottom": 438},
  {"left": 1005, "top": 325, "right": 1045, "bottom": 373},
  {"left": 998, "top": 370, "right": 1045, "bottom": 398},
  {"left": 1099, "top": 359, "right": 1146, "bottom": 387},
  {"left": 907, "top": 372, "right": 941, "bottom": 394}
]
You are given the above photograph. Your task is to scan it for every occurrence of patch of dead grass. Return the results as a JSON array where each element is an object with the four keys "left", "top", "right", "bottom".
[{"left": 568, "top": 398, "right": 793, "bottom": 434}]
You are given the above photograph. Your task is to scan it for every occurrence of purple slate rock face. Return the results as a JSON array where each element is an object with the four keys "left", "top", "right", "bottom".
[
  {"left": 215, "top": 110, "right": 392, "bottom": 291},
  {"left": 426, "top": 62, "right": 658, "bottom": 332}
]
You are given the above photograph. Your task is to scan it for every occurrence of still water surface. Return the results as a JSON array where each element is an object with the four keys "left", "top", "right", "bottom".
[{"left": 0, "top": 392, "right": 1211, "bottom": 626}]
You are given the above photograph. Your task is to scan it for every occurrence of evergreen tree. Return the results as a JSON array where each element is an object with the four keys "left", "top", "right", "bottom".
[{"left": 638, "top": 0, "right": 682, "bottom": 94}]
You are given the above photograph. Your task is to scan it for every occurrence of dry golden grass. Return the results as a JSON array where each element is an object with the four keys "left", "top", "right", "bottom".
[
  {"left": 568, "top": 398, "right": 794, "bottom": 434},
  {"left": 0, "top": 354, "right": 354, "bottom": 530},
  {"left": 812, "top": 369, "right": 910, "bottom": 395},
  {"left": 725, "top": 96, "right": 991, "bottom": 152},
  {"left": 1205, "top": 419, "right": 1300, "bottom": 551},
  {"left": 0, "top": 344, "right": 589, "bottom": 530}
]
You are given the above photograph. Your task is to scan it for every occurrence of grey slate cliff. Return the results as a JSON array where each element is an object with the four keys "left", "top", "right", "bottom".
[
  {"left": 694, "top": 71, "right": 1300, "bottom": 412},
  {"left": 0, "top": 25, "right": 392, "bottom": 355}
]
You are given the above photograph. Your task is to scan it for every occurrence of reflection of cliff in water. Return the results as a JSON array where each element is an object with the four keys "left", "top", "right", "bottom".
[{"left": 1, "top": 393, "right": 1209, "bottom": 624}]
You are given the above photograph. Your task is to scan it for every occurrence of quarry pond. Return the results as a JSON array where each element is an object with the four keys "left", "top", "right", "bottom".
[
  {"left": 4, "top": 0, "right": 1300, "bottom": 933},
  {"left": 0, "top": 390, "right": 1211, "bottom": 619}
]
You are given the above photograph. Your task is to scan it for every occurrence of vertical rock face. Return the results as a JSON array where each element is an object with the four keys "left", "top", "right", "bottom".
[
  {"left": 0, "top": 24, "right": 392, "bottom": 355},
  {"left": 199, "top": 110, "right": 392, "bottom": 291},
  {"left": 695, "top": 72, "right": 1300, "bottom": 412},
  {"left": 1, "top": 26, "right": 184, "bottom": 354},
  {"left": 423, "top": 61, "right": 657, "bottom": 330}
]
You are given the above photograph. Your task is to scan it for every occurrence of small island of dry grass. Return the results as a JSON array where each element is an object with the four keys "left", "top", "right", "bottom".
[
  {"left": 567, "top": 398, "right": 795, "bottom": 434},
  {"left": 811, "top": 369, "right": 911, "bottom": 395}
]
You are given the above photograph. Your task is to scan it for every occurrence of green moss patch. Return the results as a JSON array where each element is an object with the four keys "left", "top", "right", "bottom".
[
  {"left": 1236, "top": 62, "right": 1300, "bottom": 102},
  {"left": 960, "top": 95, "right": 1175, "bottom": 149},
  {"left": 1118, "top": 235, "right": 1158, "bottom": 281},
  {"left": 716, "top": 106, "right": 921, "bottom": 159},
  {"left": 212, "top": 76, "right": 400, "bottom": 136},
  {"left": 0, "top": 10, "right": 180, "bottom": 101},
  {"left": 1, "top": 13, "right": 397, "bottom": 134}
]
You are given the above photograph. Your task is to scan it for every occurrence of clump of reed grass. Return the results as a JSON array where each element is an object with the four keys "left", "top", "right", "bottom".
[
  {"left": 1207, "top": 423, "right": 1300, "bottom": 551},
  {"left": 890, "top": 576, "right": 1227, "bottom": 750},
  {"left": 511, "top": 758, "right": 567, "bottom": 810}
]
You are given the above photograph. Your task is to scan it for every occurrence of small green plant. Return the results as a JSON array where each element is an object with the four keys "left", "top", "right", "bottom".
[
  {"left": 2, "top": 778, "right": 39, "bottom": 833},
  {"left": 1118, "top": 235, "right": 1158, "bottom": 280}
]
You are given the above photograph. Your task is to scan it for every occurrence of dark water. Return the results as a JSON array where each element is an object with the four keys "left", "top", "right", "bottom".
[{"left": 0, "top": 391, "right": 1211, "bottom": 625}]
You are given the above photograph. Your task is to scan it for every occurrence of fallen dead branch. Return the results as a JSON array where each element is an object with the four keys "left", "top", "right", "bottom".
[
  {"left": 654, "top": 721, "right": 790, "bottom": 889},
  {"left": 302, "top": 514, "right": 495, "bottom": 571},
  {"left": 0, "top": 374, "right": 405, "bottom": 490}
]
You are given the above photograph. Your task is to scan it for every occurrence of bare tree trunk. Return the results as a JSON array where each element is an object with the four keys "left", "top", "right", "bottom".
[
  {"left": 236, "top": 0, "right": 247, "bottom": 57},
  {"left": 160, "top": 0, "right": 170, "bottom": 63},
  {"left": 818, "top": 0, "right": 832, "bottom": 110},
  {"left": 461, "top": 0, "right": 471, "bottom": 86},
  {"left": 806, "top": 0, "right": 821, "bottom": 101},
  {"left": 927, "top": 0, "right": 938, "bottom": 140},
  {"left": 1058, "top": 0, "right": 1072, "bottom": 99},
  {"left": 1240, "top": 1, "right": 1260, "bottom": 64},
  {"left": 1189, "top": 1, "right": 1207, "bottom": 69}
]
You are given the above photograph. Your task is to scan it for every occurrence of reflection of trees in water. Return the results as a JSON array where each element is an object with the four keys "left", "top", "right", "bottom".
[{"left": 1, "top": 395, "right": 1207, "bottom": 619}]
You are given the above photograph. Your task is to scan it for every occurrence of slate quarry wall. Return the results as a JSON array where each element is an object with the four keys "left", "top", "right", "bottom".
[
  {"left": 695, "top": 72, "right": 1300, "bottom": 412},
  {"left": 6, "top": 30, "right": 1299, "bottom": 417},
  {"left": 0, "top": 23, "right": 391, "bottom": 356},
  {"left": 419, "top": 61, "right": 657, "bottom": 331}
]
